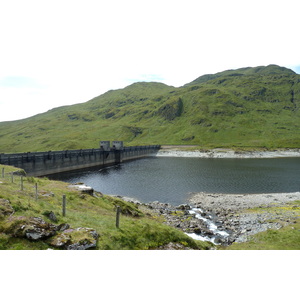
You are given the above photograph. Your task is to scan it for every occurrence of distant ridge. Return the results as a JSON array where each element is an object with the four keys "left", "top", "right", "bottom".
[
  {"left": 184, "top": 64, "right": 296, "bottom": 86},
  {"left": 0, "top": 64, "right": 299, "bottom": 152}
]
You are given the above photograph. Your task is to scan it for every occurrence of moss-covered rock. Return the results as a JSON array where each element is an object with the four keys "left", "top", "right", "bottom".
[
  {"left": 48, "top": 227, "right": 99, "bottom": 250},
  {"left": 2, "top": 216, "right": 57, "bottom": 240},
  {"left": 111, "top": 197, "right": 144, "bottom": 217},
  {"left": 0, "top": 199, "right": 14, "bottom": 219}
]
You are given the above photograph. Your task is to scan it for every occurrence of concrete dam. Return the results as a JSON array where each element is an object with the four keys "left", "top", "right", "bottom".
[{"left": 0, "top": 141, "right": 160, "bottom": 176}]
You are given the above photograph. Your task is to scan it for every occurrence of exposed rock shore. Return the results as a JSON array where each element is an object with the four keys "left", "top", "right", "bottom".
[
  {"left": 189, "top": 192, "right": 300, "bottom": 243},
  {"left": 157, "top": 148, "right": 300, "bottom": 159},
  {"left": 122, "top": 197, "right": 230, "bottom": 246},
  {"left": 122, "top": 192, "right": 300, "bottom": 246}
]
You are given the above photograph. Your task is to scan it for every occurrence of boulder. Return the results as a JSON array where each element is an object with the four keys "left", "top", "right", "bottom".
[
  {"left": 48, "top": 227, "right": 99, "bottom": 250},
  {"left": 3, "top": 216, "right": 57, "bottom": 240},
  {"left": 43, "top": 211, "right": 58, "bottom": 222},
  {"left": 56, "top": 223, "right": 70, "bottom": 231},
  {"left": 2, "top": 213, "right": 99, "bottom": 250},
  {"left": 0, "top": 199, "right": 14, "bottom": 219},
  {"left": 68, "top": 184, "right": 94, "bottom": 195},
  {"left": 176, "top": 204, "right": 191, "bottom": 210}
]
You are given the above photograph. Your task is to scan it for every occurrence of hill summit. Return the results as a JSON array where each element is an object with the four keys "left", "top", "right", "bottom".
[{"left": 0, "top": 64, "right": 299, "bottom": 152}]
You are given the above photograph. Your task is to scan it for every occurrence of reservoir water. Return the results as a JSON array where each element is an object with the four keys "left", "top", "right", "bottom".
[{"left": 49, "top": 156, "right": 300, "bottom": 206}]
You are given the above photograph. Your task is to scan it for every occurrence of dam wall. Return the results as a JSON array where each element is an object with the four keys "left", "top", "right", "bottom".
[{"left": 0, "top": 144, "right": 160, "bottom": 176}]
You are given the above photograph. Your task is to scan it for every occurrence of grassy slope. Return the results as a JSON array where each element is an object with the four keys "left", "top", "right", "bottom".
[
  {"left": 0, "top": 65, "right": 300, "bottom": 152},
  {"left": 0, "top": 164, "right": 210, "bottom": 250}
]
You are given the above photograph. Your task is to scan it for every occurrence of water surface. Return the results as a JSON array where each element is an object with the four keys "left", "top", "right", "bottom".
[{"left": 50, "top": 157, "right": 300, "bottom": 206}]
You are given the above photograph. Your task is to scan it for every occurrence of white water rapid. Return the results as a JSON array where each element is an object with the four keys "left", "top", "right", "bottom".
[{"left": 185, "top": 208, "right": 229, "bottom": 244}]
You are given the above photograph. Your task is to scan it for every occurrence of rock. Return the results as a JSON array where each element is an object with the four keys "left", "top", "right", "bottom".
[
  {"left": 48, "top": 211, "right": 57, "bottom": 222},
  {"left": 57, "top": 223, "right": 70, "bottom": 231},
  {"left": 176, "top": 204, "right": 191, "bottom": 210},
  {"left": 157, "top": 242, "right": 193, "bottom": 250},
  {"left": 11, "top": 170, "right": 26, "bottom": 176},
  {"left": 213, "top": 236, "right": 223, "bottom": 244},
  {"left": 0, "top": 199, "right": 14, "bottom": 219},
  {"left": 194, "top": 227, "right": 202, "bottom": 234},
  {"left": 43, "top": 211, "right": 58, "bottom": 222},
  {"left": 48, "top": 230, "right": 71, "bottom": 248},
  {"left": 69, "top": 184, "right": 94, "bottom": 195},
  {"left": 4, "top": 216, "right": 57, "bottom": 240},
  {"left": 49, "top": 227, "right": 99, "bottom": 250},
  {"left": 41, "top": 192, "right": 55, "bottom": 197}
]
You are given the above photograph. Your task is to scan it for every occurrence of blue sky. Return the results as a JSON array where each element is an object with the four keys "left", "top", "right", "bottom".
[
  {"left": 1, "top": 0, "right": 300, "bottom": 121},
  {"left": 292, "top": 66, "right": 300, "bottom": 74}
]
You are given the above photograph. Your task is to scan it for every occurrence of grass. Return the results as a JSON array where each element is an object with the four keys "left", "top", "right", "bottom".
[
  {"left": 0, "top": 65, "right": 299, "bottom": 153},
  {"left": 0, "top": 164, "right": 211, "bottom": 250},
  {"left": 225, "top": 221, "right": 300, "bottom": 250},
  {"left": 223, "top": 201, "right": 300, "bottom": 250}
]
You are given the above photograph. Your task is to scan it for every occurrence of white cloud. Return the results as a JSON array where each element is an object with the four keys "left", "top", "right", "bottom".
[{"left": 0, "top": 0, "right": 300, "bottom": 121}]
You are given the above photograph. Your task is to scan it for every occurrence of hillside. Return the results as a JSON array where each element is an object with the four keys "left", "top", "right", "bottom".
[
  {"left": 0, "top": 164, "right": 210, "bottom": 250},
  {"left": 0, "top": 64, "right": 300, "bottom": 152}
]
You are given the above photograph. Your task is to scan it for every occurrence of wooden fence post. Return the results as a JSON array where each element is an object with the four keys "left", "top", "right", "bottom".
[
  {"left": 1, "top": 168, "right": 4, "bottom": 178},
  {"left": 35, "top": 183, "right": 38, "bottom": 200},
  {"left": 11, "top": 173, "right": 14, "bottom": 183},
  {"left": 20, "top": 176, "right": 24, "bottom": 191},
  {"left": 116, "top": 206, "right": 121, "bottom": 228},
  {"left": 62, "top": 195, "right": 66, "bottom": 216}
]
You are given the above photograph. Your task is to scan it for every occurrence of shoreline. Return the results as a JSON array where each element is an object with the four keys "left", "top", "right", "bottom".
[
  {"left": 122, "top": 191, "right": 300, "bottom": 246},
  {"left": 157, "top": 148, "right": 300, "bottom": 158},
  {"left": 188, "top": 192, "right": 300, "bottom": 244}
]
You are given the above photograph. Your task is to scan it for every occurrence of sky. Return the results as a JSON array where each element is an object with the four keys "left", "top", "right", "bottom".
[{"left": 0, "top": 0, "right": 300, "bottom": 122}]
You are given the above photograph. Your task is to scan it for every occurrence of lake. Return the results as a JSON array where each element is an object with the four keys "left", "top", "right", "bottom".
[{"left": 49, "top": 156, "right": 300, "bottom": 206}]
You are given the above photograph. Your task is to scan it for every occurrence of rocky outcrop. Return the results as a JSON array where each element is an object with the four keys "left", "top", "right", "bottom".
[
  {"left": 0, "top": 198, "right": 99, "bottom": 250},
  {"left": 0, "top": 199, "right": 14, "bottom": 219},
  {"left": 48, "top": 227, "right": 99, "bottom": 250},
  {"left": 157, "top": 97, "right": 183, "bottom": 121},
  {"left": 125, "top": 200, "right": 221, "bottom": 244},
  {"left": 3, "top": 216, "right": 57, "bottom": 240}
]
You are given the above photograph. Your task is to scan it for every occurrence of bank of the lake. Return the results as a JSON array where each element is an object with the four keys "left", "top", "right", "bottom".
[
  {"left": 157, "top": 147, "right": 300, "bottom": 159},
  {"left": 121, "top": 148, "right": 300, "bottom": 248},
  {"left": 0, "top": 164, "right": 211, "bottom": 250},
  {"left": 188, "top": 192, "right": 300, "bottom": 246},
  {"left": 120, "top": 191, "right": 300, "bottom": 248}
]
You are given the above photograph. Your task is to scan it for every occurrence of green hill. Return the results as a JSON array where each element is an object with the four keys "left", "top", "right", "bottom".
[{"left": 1, "top": 64, "right": 300, "bottom": 152}]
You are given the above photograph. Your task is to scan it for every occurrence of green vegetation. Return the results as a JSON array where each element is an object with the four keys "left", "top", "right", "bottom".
[
  {"left": 225, "top": 220, "right": 300, "bottom": 250},
  {"left": 223, "top": 201, "right": 300, "bottom": 250},
  {"left": 0, "top": 164, "right": 210, "bottom": 250},
  {"left": 0, "top": 64, "right": 300, "bottom": 152}
]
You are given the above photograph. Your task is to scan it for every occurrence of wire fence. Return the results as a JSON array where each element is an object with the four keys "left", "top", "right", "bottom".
[{"left": 1, "top": 166, "right": 122, "bottom": 227}]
